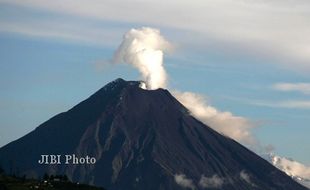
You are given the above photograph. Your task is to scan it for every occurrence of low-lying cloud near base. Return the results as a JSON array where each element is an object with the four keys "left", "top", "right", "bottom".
[
  {"left": 240, "top": 170, "right": 255, "bottom": 186},
  {"left": 199, "top": 174, "right": 224, "bottom": 188},
  {"left": 174, "top": 174, "right": 195, "bottom": 190}
]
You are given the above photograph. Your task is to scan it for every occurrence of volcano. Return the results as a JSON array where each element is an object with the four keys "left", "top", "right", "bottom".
[{"left": 0, "top": 78, "right": 308, "bottom": 190}]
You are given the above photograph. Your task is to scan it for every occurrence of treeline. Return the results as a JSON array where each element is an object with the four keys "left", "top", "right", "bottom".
[
  {"left": 43, "top": 173, "right": 68, "bottom": 181},
  {"left": 0, "top": 166, "right": 106, "bottom": 190}
]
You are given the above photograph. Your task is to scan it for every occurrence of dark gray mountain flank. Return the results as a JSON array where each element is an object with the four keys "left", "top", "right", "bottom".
[{"left": 0, "top": 78, "right": 308, "bottom": 190}]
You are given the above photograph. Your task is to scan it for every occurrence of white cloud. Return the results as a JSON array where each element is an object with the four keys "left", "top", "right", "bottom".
[
  {"left": 250, "top": 100, "right": 310, "bottom": 109},
  {"left": 271, "top": 155, "right": 310, "bottom": 180},
  {"left": 173, "top": 91, "right": 257, "bottom": 146},
  {"left": 270, "top": 154, "right": 310, "bottom": 188},
  {"left": 226, "top": 96, "right": 310, "bottom": 109},
  {"left": 174, "top": 174, "right": 196, "bottom": 190},
  {"left": 199, "top": 174, "right": 224, "bottom": 188},
  {"left": 1, "top": 0, "right": 310, "bottom": 69},
  {"left": 274, "top": 100, "right": 310, "bottom": 109},
  {"left": 273, "top": 83, "right": 310, "bottom": 95},
  {"left": 0, "top": 17, "right": 123, "bottom": 47}
]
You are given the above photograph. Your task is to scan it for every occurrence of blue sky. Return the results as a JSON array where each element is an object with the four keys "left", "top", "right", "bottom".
[{"left": 0, "top": 0, "right": 309, "bottom": 166}]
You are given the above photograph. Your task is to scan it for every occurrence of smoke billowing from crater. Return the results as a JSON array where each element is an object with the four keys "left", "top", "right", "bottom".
[
  {"left": 113, "top": 27, "right": 256, "bottom": 145},
  {"left": 113, "top": 27, "right": 171, "bottom": 90}
]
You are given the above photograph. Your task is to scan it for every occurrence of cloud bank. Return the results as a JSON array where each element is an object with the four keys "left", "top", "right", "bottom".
[{"left": 1, "top": 0, "right": 310, "bottom": 70}]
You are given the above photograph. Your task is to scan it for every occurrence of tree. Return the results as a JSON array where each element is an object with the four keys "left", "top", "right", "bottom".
[
  {"left": 43, "top": 173, "right": 49, "bottom": 180},
  {"left": 62, "top": 175, "right": 68, "bottom": 182},
  {"left": 21, "top": 175, "right": 26, "bottom": 183},
  {"left": 0, "top": 165, "right": 4, "bottom": 174}
]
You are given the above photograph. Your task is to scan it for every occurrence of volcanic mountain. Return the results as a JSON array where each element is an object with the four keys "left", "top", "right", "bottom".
[{"left": 0, "top": 78, "right": 308, "bottom": 190}]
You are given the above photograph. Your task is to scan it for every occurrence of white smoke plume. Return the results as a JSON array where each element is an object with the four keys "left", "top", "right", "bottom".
[
  {"left": 172, "top": 91, "right": 256, "bottom": 146},
  {"left": 113, "top": 27, "right": 171, "bottom": 90},
  {"left": 199, "top": 174, "right": 224, "bottom": 188},
  {"left": 174, "top": 174, "right": 196, "bottom": 190}
]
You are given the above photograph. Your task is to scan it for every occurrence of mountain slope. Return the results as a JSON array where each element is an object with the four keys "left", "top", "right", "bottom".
[{"left": 0, "top": 78, "right": 308, "bottom": 190}]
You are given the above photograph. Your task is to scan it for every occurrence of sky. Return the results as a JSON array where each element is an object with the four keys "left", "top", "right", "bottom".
[{"left": 0, "top": 0, "right": 309, "bottom": 168}]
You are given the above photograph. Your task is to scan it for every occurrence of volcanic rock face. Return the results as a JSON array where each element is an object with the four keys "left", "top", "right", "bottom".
[{"left": 0, "top": 78, "right": 308, "bottom": 190}]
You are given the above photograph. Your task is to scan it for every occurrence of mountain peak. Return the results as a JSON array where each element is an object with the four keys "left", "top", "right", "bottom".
[{"left": 0, "top": 79, "right": 308, "bottom": 190}]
